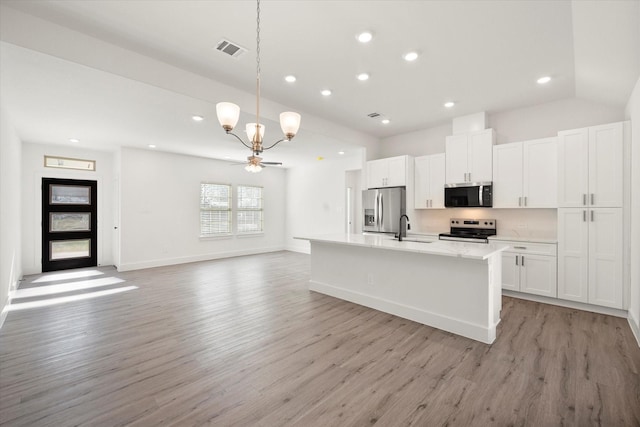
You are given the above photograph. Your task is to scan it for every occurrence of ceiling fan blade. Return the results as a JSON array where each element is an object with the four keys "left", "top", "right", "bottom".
[{"left": 260, "top": 161, "right": 282, "bottom": 166}]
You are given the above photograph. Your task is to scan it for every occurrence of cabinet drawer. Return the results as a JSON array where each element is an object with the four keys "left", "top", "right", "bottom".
[{"left": 495, "top": 240, "right": 556, "bottom": 256}]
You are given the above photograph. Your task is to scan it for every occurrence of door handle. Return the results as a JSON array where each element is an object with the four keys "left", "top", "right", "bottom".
[
  {"left": 583, "top": 210, "right": 586, "bottom": 222},
  {"left": 468, "top": 172, "right": 471, "bottom": 182},
  {"left": 591, "top": 193, "right": 595, "bottom": 205},
  {"left": 515, "top": 255, "right": 519, "bottom": 266},
  {"left": 380, "top": 194, "right": 384, "bottom": 226},
  {"left": 521, "top": 255, "right": 525, "bottom": 266},
  {"left": 583, "top": 194, "right": 587, "bottom": 206},
  {"left": 524, "top": 196, "right": 527, "bottom": 206},
  {"left": 591, "top": 210, "right": 594, "bottom": 222},
  {"left": 519, "top": 197, "right": 522, "bottom": 207}
]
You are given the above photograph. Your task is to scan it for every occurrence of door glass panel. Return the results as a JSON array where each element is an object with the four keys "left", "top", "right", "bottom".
[
  {"left": 50, "top": 239, "right": 91, "bottom": 260},
  {"left": 50, "top": 185, "right": 91, "bottom": 205},
  {"left": 50, "top": 213, "right": 91, "bottom": 232}
]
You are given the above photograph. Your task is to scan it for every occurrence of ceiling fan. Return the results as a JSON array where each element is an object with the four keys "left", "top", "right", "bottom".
[{"left": 245, "top": 154, "right": 282, "bottom": 172}]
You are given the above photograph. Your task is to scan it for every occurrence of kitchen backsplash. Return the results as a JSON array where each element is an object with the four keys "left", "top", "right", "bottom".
[{"left": 413, "top": 208, "right": 557, "bottom": 239}]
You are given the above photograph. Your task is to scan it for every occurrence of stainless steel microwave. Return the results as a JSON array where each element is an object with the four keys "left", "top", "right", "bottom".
[{"left": 444, "top": 183, "right": 492, "bottom": 208}]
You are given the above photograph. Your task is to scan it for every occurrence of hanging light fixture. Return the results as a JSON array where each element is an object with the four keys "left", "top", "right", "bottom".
[{"left": 216, "top": 0, "right": 301, "bottom": 172}]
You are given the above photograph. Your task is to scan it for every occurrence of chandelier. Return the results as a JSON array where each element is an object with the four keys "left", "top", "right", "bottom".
[{"left": 216, "top": 0, "right": 301, "bottom": 173}]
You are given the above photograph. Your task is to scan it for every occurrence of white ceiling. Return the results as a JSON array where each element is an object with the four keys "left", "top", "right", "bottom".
[{"left": 0, "top": 0, "right": 638, "bottom": 165}]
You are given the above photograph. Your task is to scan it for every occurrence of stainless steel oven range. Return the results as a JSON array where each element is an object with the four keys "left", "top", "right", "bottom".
[{"left": 438, "top": 218, "right": 497, "bottom": 243}]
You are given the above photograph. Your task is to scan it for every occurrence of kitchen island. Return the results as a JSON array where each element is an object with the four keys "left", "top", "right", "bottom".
[{"left": 296, "top": 234, "right": 508, "bottom": 344}]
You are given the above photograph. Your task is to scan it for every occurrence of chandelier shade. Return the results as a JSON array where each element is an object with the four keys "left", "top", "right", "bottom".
[
  {"left": 216, "top": 102, "right": 240, "bottom": 131},
  {"left": 280, "top": 112, "right": 301, "bottom": 140},
  {"left": 246, "top": 123, "right": 265, "bottom": 143}
]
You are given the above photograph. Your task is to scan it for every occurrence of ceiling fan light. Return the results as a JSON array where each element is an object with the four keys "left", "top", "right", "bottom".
[
  {"left": 216, "top": 102, "right": 240, "bottom": 131},
  {"left": 280, "top": 112, "right": 301, "bottom": 140},
  {"left": 246, "top": 123, "right": 265, "bottom": 143},
  {"left": 245, "top": 163, "right": 262, "bottom": 173}
]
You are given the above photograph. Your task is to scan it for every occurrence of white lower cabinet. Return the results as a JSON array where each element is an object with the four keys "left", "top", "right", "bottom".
[
  {"left": 557, "top": 208, "right": 623, "bottom": 309},
  {"left": 498, "top": 240, "right": 557, "bottom": 298}
]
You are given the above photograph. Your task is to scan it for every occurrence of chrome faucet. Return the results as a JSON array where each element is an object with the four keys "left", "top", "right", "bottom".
[{"left": 398, "top": 214, "right": 410, "bottom": 241}]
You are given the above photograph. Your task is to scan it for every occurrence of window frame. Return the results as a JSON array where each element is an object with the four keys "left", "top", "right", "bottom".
[{"left": 199, "top": 182, "right": 232, "bottom": 238}]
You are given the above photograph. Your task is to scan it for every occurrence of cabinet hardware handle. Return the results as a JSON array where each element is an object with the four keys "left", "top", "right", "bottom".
[
  {"left": 515, "top": 256, "right": 519, "bottom": 266},
  {"left": 521, "top": 256, "right": 525, "bottom": 266},
  {"left": 591, "top": 210, "right": 594, "bottom": 222},
  {"left": 583, "top": 194, "right": 587, "bottom": 206},
  {"left": 468, "top": 172, "right": 471, "bottom": 182},
  {"left": 518, "top": 197, "right": 522, "bottom": 207},
  {"left": 583, "top": 210, "right": 586, "bottom": 222},
  {"left": 591, "top": 193, "right": 595, "bottom": 205},
  {"left": 514, "top": 246, "right": 527, "bottom": 250},
  {"left": 524, "top": 196, "right": 527, "bottom": 206}
]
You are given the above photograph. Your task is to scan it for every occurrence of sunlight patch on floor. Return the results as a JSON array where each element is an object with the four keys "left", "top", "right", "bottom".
[
  {"left": 32, "top": 269, "right": 104, "bottom": 283},
  {"left": 5, "top": 286, "right": 138, "bottom": 312},
  {"left": 13, "top": 277, "right": 126, "bottom": 299}
]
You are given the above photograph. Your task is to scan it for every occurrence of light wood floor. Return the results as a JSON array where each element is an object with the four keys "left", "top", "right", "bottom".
[{"left": 1, "top": 251, "right": 639, "bottom": 426}]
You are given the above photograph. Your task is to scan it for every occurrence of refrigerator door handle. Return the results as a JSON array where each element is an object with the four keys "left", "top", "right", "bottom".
[
  {"left": 375, "top": 193, "right": 380, "bottom": 228},
  {"left": 379, "top": 193, "right": 384, "bottom": 228}
]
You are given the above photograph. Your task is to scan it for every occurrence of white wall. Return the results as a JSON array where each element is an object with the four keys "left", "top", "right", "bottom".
[
  {"left": 118, "top": 148, "right": 286, "bottom": 271},
  {"left": 380, "top": 98, "right": 624, "bottom": 159},
  {"left": 285, "top": 152, "right": 364, "bottom": 253},
  {"left": 0, "top": 107, "right": 22, "bottom": 326},
  {"left": 21, "top": 143, "right": 115, "bottom": 275},
  {"left": 625, "top": 76, "right": 640, "bottom": 345}
]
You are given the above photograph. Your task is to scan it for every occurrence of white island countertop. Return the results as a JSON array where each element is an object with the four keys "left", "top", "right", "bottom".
[{"left": 295, "top": 233, "right": 508, "bottom": 260}]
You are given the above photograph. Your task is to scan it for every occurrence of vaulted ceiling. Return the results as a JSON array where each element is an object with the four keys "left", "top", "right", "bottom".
[{"left": 1, "top": 0, "right": 638, "bottom": 165}]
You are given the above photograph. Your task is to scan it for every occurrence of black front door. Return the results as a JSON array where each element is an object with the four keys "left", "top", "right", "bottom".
[{"left": 42, "top": 178, "right": 98, "bottom": 272}]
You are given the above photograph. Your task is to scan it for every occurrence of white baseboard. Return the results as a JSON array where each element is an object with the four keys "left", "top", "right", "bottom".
[
  {"left": 628, "top": 311, "right": 640, "bottom": 348},
  {"left": 309, "top": 280, "right": 497, "bottom": 344},
  {"left": 0, "top": 279, "right": 20, "bottom": 330},
  {"left": 117, "top": 246, "right": 285, "bottom": 272},
  {"left": 502, "top": 290, "right": 628, "bottom": 318}
]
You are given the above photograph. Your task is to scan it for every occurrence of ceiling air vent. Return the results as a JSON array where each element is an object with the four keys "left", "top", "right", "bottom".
[
  {"left": 215, "top": 39, "right": 248, "bottom": 58},
  {"left": 367, "top": 112, "right": 381, "bottom": 118}
]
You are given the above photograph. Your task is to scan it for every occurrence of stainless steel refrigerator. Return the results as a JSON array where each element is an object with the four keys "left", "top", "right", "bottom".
[{"left": 362, "top": 187, "right": 406, "bottom": 234}]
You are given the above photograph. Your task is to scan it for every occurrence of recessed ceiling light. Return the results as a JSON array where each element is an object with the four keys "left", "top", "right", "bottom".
[
  {"left": 403, "top": 52, "right": 419, "bottom": 62},
  {"left": 537, "top": 76, "right": 551, "bottom": 84},
  {"left": 321, "top": 89, "right": 332, "bottom": 96},
  {"left": 148, "top": 144, "right": 156, "bottom": 149},
  {"left": 356, "top": 31, "right": 373, "bottom": 43},
  {"left": 357, "top": 73, "right": 370, "bottom": 81},
  {"left": 444, "top": 101, "right": 455, "bottom": 108},
  {"left": 284, "top": 75, "right": 296, "bottom": 83},
  {"left": 192, "top": 115, "right": 204, "bottom": 122},
  {"left": 381, "top": 119, "right": 390, "bottom": 124},
  {"left": 338, "top": 151, "right": 345, "bottom": 155},
  {"left": 69, "top": 138, "right": 80, "bottom": 143}
]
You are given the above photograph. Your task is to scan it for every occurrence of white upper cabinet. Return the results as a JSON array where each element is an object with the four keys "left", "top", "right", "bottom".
[
  {"left": 493, "top": 137, "right": 557, "bottom": 208},
  {"left": 558, "top": 122, "right": 623, "bottom": 208},
  {"left": 366, "top": 155, "right": 409, "bottom": 189},
  {"left": 445, "top": 129, "right": 495, "bottom": 184},
  {"left": 414, "top": 153, "right": 445, "bottom": 209}
]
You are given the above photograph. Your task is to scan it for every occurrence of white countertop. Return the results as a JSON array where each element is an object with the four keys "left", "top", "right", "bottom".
[
  {"left": 489, "top": 235, "right": 557, "bottom": 244},
  {"left": 295, "top": 233, "right": 508, "bottom": 260}
]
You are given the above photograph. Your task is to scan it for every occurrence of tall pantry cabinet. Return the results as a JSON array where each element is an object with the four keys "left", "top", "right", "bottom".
[{"left": 557, "top": 122, "right": 624, "bottom": 309}]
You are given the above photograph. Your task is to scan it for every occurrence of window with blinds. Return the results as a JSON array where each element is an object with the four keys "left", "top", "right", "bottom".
[
  {"left": 237, "top": 185, "right": 263, "bottom": 233},
  {"left": 200, "top": 183, "right": 232, "bottom": 236}
]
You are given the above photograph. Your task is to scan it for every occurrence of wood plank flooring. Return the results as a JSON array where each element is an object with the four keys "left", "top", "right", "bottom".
[{"left": 1, "top": 251, "right": 639, "bottom": 426}]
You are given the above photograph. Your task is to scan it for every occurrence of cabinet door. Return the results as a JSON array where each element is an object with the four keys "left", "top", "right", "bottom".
[
  {"left": 445, "top": 134, "right": 468, "bottom": 184},
  {"left": 588, "top": 208, "right": 623, "bottom": 308},
  {"left": 589, "top": 123, "right": 623, "bottom": 207},
  {"left": 501, "top": 252, "right": 520, "bottom": 291},
  {"left": 428, "top": 154, "right": 446, "bottom": 209},
  {"left": 367, "top": 159, "right": 387, "bottom": 189},
  {"left": 520, "top": 254, "right": 557, "bottom": 298},
  {"left": 493, "top": 142, "right": 523, "bottom": 208},
  {"left": 523, "top": 138, "right": 557, "bottom": 208},
  {"left": 414, "top": 156, "right": 429, "bottom": 209},
  {"left": 468, "top": 129, "right": 494, "bottom": 182},
  {"left": 386, "top": 156, "right": 407, "bottom": 187},
  {"left": 558, "top": 128, "right": 589, "bottom": 207},
  {"left": 557, "top": 208, "right": 589, "bottom": 302}
]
